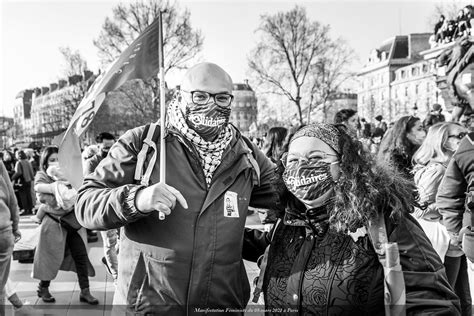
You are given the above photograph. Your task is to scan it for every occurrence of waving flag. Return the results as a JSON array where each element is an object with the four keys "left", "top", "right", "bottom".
[{"left": 59, "top": 17, "right": 162, "bottom": 189}]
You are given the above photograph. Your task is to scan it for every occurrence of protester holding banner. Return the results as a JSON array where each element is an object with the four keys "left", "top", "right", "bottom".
[
  {"left": 75, "top": 62, "right": 278, "bottom": 314},
  {"left": 247, "top": 124, "right": 460, "bottom": 315},
  {"left": 33, "top": 146, "right": 98, "bottom": 304}
]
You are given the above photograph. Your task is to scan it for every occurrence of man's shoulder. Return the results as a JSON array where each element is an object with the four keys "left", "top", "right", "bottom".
[{"left": 456, "top": 132, "right": 474, "bottom": 154}]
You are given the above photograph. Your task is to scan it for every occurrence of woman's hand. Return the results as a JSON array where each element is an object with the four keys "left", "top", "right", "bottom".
[{"left": 13, "top": 230, "right": 21, "bottom": 243}]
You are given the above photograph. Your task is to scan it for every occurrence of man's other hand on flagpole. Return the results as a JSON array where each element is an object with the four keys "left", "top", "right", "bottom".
[{"left": 135, "top": 182, "right": 188, "bottom": 215}]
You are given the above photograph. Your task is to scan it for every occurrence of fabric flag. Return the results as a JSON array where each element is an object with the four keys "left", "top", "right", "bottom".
[{"left": 59, "top": 17, "right": 162, "bottom": 189}]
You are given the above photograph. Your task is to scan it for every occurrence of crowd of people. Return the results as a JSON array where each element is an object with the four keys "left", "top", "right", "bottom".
[
  {"left": 1, "top": 61, "right": 474, "bottom": 314},
  {"left": 431, "top": 5, "right": 474, "bottom": 47}
]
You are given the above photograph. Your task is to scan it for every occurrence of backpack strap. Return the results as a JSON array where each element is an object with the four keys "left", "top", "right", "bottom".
[
  {"left": 134, "top": 123, "right": 160, "bottom": 185},
  {"left": 367, "top": 213, "right": 406, "bottom": 316},
  {"left": 241, "top": 137, "right": 261, "bottom": 186},
  {"left": 252, "top": 218, "right": 282, "bottom": 303}
]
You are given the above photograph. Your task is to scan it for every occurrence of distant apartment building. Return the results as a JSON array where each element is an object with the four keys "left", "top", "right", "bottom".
[
  {"left": 230, "top": 81, "right": 258, "bottom": 133},
  {"left": 13, "top": 71, "right": 95, "bottom": 146},
  {"left": 0, "top": 117, "right": 14, "bottom": 148},
  {"left": 390, "top": 60, "right": 438, "bottom": 119},
  {"left": 357, "top": 33, "right": 433, "bottom": 122},
  {"left": 12, "top": 89, "right": 33, "bottom": 142}
]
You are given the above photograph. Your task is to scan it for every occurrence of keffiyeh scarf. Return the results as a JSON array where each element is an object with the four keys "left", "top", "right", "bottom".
[{"left": 168, "top": 99, "right": 233, "bottom": 187}]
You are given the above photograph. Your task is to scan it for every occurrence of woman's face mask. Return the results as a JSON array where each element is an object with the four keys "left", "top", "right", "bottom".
[
  {"left": 283, "top": 158, "right": 337, "bottom": 202},
  {"left": 282, "top": 137, "right": 340, "bottom": 207}
]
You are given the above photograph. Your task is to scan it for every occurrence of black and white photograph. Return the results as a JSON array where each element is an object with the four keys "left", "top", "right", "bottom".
[{"left": 1, "top": 0, "right": 474, "bottom": 315}]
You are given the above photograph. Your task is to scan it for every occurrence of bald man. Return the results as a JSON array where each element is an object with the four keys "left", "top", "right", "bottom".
[{"left": 75, "top": 63, "right": 278, "bottom": 314}]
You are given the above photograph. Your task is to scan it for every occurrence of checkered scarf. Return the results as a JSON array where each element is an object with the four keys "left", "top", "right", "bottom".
[{"left": 168, "top": 98, "right": 233, "bottom": 187}]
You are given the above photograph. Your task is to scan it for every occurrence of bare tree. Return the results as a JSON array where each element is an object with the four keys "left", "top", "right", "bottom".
[
  {"left": 59, "top": 46, "right": 88, "bottom": 77},
  {"left": 248, "top": 6, "right": 344, "bottom": 125},
  {"left": 305, "top": 39, "right": 355, "bottom": 123},
  {"left": 93, "top": 0, "right": 203, "bottom": 123},
  {"left": 93, "top": 0, "right": 203, "bottom": 73}
]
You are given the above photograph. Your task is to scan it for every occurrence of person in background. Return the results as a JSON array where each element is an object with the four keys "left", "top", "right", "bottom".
[
  {"left": 257, "top": 127, "right": 288, "bottom": 230},
  {"left": 83, "top": 132, "right": 119, "bottom": 283},
  {"left": 369, "top": 127, "right": 385, "bottom": 155},
  {"left": 437, "top": 128, "right": 474, "bottom": 316},
  {"left": 412, "top": 122, "right": 467, "bottom": 261},
  {"left": 246, "top": 123, "right": 460, "bottom": 315},
  {"left": 377, "top": 115, "right": 426, "bottom": 179},
  {"left": 374, "top": 114, "right": 388, "bottom": 134},
  {"left": 11, "top": 150, "right": 35, "bottom": 215},
  {"left": 423, "top": 103, "right": 446, "bottom": 129},
  {"left": 263, "top": 127, "right": 288, "bottom": 163},
  {"left": 0, "top": 160, "right": 20, "bottom": 315},
  {"left": 333, "top": 108, "right": 359, "bottom": 138},
  {"left": 33, "top": 146, "right": 98, "bottom": 305},
  {"left": 435, "top": 15, "right": 446, "bottom": 38},
  {"left": 2, "top": 150, "right": 16, "bottom": 179}
]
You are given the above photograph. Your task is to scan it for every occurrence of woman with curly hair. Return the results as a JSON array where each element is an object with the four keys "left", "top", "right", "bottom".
[
  {"left": 377, "top": 115, "right": 426, "bottom": 179},
  {"left": 246, "top": 123, "right": 459, "bottom": 315}
]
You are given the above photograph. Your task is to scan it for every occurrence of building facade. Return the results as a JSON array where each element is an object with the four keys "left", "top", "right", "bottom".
[
  {"left": 390, "top": 60, "right": 438, "bottom": 119},
  {"left": 12, "top": 71, "right": 95, "bottom": 146},
  {"left": 357, "top": 33, "right": 432, "bottom": 122},
  {"left": 230, "top": 81, "right": 258, "bottom": 133}
]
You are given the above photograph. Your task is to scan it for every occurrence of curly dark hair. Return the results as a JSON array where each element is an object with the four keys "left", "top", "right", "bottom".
[
  {"left": 274, "top": 124, "right": 416, "bottom": 233},
  {"left": 334, "top": 109, "right": 357, "bottom": 124}
]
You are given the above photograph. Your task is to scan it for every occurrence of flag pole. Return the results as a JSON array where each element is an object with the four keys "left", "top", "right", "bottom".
[{"left": 158, "top": 10, "right": 166, "bottom": 220}]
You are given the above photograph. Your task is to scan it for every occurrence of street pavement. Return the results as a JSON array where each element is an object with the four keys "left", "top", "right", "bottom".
[
  {"left": 6, "top": 212, "right": 264, "bottom": 315},
  {"left": 12, "top": 211, "right": 474, "bottom": 315}
]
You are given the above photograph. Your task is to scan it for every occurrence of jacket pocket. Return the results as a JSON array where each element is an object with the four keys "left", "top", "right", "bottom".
[{"left": 140, "top": 252, "right": 189, "bottom": 308}]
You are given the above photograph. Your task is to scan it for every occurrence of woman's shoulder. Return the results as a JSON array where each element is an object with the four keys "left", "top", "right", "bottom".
[{"left": 35, "top": 170, "right": 52, "bottom": 184}]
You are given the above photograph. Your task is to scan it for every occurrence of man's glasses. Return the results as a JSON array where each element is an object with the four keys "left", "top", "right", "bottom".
[
  {"left": 448, "top": 132, "right": 467, "bottom": 140},
  {"left": 182, "top": 90, "right": 234, "bottom": 107}
]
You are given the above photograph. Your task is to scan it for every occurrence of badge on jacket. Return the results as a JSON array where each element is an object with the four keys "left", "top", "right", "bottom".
[{"left": 224, "top": 191, "right": 239, "bottom": 218}]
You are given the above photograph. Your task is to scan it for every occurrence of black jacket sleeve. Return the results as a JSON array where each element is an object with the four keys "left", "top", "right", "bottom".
[{"left": 437, "top": 133, "right": 474, "bottom": 234}]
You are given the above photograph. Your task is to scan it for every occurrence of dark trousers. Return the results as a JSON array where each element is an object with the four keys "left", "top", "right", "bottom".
[
  {"left": 444, "top": 255, "right": 472, "bottom": 316},
  {"left": 41, "top": 230, "right": 90, "bottom": 290}
]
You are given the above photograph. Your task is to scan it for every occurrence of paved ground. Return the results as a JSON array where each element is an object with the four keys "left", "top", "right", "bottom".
[
  {"left": 10, "top": 211, "right": 474, "bottom": 315},
  {"left": 5, "top": 212, "right": 264, "bottom": 315}
]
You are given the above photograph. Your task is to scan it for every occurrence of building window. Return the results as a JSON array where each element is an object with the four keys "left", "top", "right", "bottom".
[
  {"left": 415, "top": 85, "right": 419, "bottom": 94},
  {"left": 381, "top": 91, "right": 385, "bottom": 101},
  {"left": 426, "top": 82, "right": 430, "bottom": 92},
  {"left": 422, "top": 64, "right": 428, "bottom": 73},
  {"left": 405, "top": 87, "right": 408, "bottom": 96},
  {"left": 401, "top": 71, "right": 406, "bottom": 79}
]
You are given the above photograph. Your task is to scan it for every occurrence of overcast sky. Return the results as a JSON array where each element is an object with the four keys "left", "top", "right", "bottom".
[{"left": 0, "top": 0, "right": 468, "bottom": 117}]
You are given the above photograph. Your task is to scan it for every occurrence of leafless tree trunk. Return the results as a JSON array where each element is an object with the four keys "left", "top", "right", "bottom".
[{"left": 248, "top": 6, "right": 354, "bottom": 125}]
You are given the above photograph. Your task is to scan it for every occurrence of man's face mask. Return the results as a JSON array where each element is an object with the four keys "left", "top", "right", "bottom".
[
  {"left": 182, "top": 91, "right": 232, "bottom": 141},
  {"left": 282, "top": 154, "right": 338, "bottom": 203}
]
